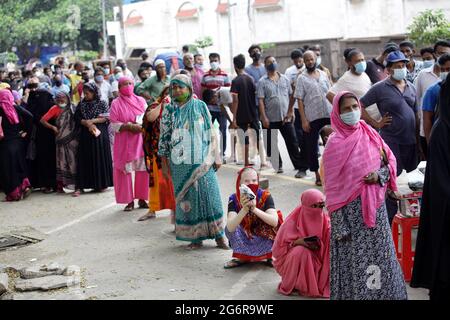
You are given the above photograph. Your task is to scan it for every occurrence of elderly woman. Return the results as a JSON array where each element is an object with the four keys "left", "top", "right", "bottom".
[
  {"left": 74, "top": 83, "right": 113, "bottom": 195},
  {"left": 140, "top": 86, "right": 176, "bottom": 221},
  {"left": 0, "top": 89, "right": 32, "bottom": 201},
  {"left": 272, "top": 189, "right": 330, "bottom": 298},
  {"left": 110, "top": 77, "right": 149, "bottom": 211},
  {"left": 322, "top": 91, "right": 407, "bottom": 300},
  {"left": 224, "top": 167, "right": 282, "bottom": 268},
  {"left": 158, "top": 74, "right": 227, "bottom": 250},
  {"left": 40, "top": 91, "right": 79, "bottom": 193}
]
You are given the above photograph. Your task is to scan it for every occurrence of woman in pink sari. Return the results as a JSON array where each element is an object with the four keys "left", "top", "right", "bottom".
[
  {"left": 272, "top": 189, "right": 330, "bottom": 298},
  {"left": 110, "top": 77, "right": 149, "bottom": 211}
]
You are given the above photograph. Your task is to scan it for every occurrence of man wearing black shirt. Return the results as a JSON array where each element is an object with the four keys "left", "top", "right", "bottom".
[
  {"left": 230, "top": 54, "right": 259, "bottom": 167},
  {"left": 366, "top": 43, "right": 399, "bottom": 84}
]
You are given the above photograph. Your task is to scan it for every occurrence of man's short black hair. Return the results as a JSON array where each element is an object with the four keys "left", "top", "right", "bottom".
[
  {"left": 140, "top": 62, "right": 152, "bottom": 69},
  {"left": 182, "top": 45, "right": 190, "bottom": 52},
  {"left": 233, "top": 54, "right": 246, "bottom": 70},
  {"left": 264, "top": 55, "right": 275, "bottom": 64},
  {"left": 346, "top": 49, "right": 362, "bottom": 62},
  {"left": 343, "top": 48, "right": 356, "bottom": 61},
  {"left": 94, "top": 67, "right": 104, "bottom": 75},
  {"left": 434, "top": 40, "right": 450, "bottom": 53},
  {"left": 420, "top": 47, "right": 435, "bottom": 56},
  {"left": 438, "top": 53, "right": 450, "bottom": 66},
  {"left": 383, "top": 43, "right": 399, "bottom": 55},
  {"left": 248, "top": 44, "right": 262, "bottom": 55},
  {"left": 209, "top": 53, "right": 221, "bottom": 61},
  {"left": 194, "top": 53, "right": 202, "bottom": 59},
  {"left": 290, "top": 49, "right": 304, "bottom": 60},
  {"left": 399, "top": 41, "right": 415, "bottom": 50},
  {"left": 202, "top": 89, "right": 216, "bottom": 105}
]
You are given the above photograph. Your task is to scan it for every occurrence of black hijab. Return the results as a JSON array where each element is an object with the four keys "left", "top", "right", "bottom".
[
  {"left": 78, "top": 82, "right": 108, "bottom": 120},
  {"left": 411, "top": 74, "right": 450, "bottom": 299}
]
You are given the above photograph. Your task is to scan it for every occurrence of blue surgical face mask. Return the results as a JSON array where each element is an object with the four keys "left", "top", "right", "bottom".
[
  {"left": 392, "top": 68, "right": 407, "bottom": 81},
  {"left": 266, "top": 63, "right": 277, "bottom": 72},
  {"left": 440, "top": 71, "right": 449, "bottom": 81},
  {"left": 423, "top": 60, "right": 435, "bottom": 69},
  {"left": 95, "top": 75, "right": 104, "bottom": 83},
  {"left": 316, "top": 56, "right": 322, "bottom": 67},
  {"left": 354, "top": 61, "right": 367, "bottom": 74},
  {"left": 210, "top": 62, "right": 220, "bottom": 71},
  {"left": 340, "top": 109, "right": 361, "bottom": 126}
]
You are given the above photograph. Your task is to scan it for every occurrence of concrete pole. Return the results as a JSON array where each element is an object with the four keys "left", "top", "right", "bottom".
[{"left": 102, "top": 0, "right": 108, "bottom": 59}]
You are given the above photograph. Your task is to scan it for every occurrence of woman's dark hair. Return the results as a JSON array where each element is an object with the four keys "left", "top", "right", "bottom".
[
  {"left": 202, "top": 89, "right": 216, "bottom": 105},
  {"left": 264, "top": 55, "right": 275, "bottom": 64},
  {"left": 420, "top": 47, "right": 434, "bottom": 56},
  {"left": 438, "top": 53, "right": 450, "bottom": 66},
  {"left": 339, "top": 92, "right": 358, "bottom": 109},
  {"left": 248, "top": 44, "right": 262, "bottom": 55},
  {"left": 343, "top": 48, "right": 356, "bottom": 61},
  {"left": 138, "top": 67, "right": 147, "bottom": 78},
  {"left": 233, "top": 54, "right": 246, "bottom": 70}
]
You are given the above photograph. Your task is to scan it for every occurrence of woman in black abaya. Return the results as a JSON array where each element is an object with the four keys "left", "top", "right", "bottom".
[
  {"left": 27, "top": 84, "right": 56, "bottom": 192},
  {"left": 411, "top": 73, "right": 450, "bottom": 300},
  {"left": 74, "top": 83, "right": 113, "bottom": 195}
]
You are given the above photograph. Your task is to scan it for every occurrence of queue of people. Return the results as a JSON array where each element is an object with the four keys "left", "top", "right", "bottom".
[{"left": 1, "top": 39, "right": 449, "bottom": 301}]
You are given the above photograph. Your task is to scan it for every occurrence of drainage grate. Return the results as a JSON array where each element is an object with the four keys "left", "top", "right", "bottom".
[
  {"left": 0, "top": 236, "right": 30, "bottom": 250},
  {"left": 0, "top": 227, "right": 45, "bottom": 251}
]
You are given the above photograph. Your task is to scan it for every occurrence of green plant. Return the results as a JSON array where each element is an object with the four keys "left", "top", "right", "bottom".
[
  {"left": 76, "top": 50, "right": 99, "bottom": 62},
  {"left": 260, "top": 43, "right": 276, "bottom": 50},
  {"left": 194, "top": 36, "right": 214, "bottom": 50},
  {"left": 408, "top": 9, "right": 450, "bottom": 48}
]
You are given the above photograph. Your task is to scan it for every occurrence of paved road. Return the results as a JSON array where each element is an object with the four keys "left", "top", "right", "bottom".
[{"left": 0, "top": 162, "right": 428, "bottom": 300}]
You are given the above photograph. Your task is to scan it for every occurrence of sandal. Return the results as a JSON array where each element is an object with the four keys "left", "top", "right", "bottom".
[
  {"left": 138, "top": 200, "right": 149, "bottom": 209},
  {"left": 124, "top": 202, "right": 135, "bottom": 212},
  {"left": 22, "top": 188, "right": 32, "bottom": 200},
  {"left": 315, "top": 179, "right": 323, "bottom": 187},
  {"left": 224, "top": 259, "right": 246, "bottom": 269},
  {"left": 138, "top": 212, "right": 156, "bottom": 221},
  {"left": 265, "top": 259, "right": 274, "bottom": 268}
]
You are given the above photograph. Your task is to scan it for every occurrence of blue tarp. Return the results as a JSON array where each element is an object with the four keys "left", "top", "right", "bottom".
[{"left": 154, "top": 52, "right": 184, "bottom": 74}]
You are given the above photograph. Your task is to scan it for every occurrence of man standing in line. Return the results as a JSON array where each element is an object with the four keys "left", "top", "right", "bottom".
[{"left": 257, "top": 56, "right": 306, "bottom": 179}]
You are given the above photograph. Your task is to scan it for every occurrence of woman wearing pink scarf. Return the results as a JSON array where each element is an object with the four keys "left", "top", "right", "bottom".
[
  {"left": 322, "top": 91, "right": 407, "bottom": 300},
  {"left": 272, "top": 189, "right": 330, "bottom": 298},
  {"left": 110, "top": 77, "right": 149, "bottom": 211}
]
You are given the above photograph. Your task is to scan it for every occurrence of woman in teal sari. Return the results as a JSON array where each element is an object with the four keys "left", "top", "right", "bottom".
[{"left": 158, "top": 74, "right": 228, "bottom": 250}]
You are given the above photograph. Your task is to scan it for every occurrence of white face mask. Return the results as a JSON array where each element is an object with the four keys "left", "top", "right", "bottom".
[
  {"left": 210, "top": 62, "right": 220, "bottom": 71},
  {"left": 58, "top": 103, "right": 67, "bottom": 108},
  {"left": 440, "top": 71, "right": 449, "bottom": 81},
  {"left": 340, "top": 109, "right": 361, "bottom": 126}
]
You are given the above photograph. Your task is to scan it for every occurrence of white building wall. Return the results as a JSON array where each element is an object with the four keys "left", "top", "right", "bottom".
[{"left": 115, "top": 0, "right": 450, "bottom": 72}]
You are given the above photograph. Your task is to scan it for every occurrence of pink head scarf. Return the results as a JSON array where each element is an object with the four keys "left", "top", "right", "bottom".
[
  {"left": 110, "top": 76, "right": 148, "bottom": 171},
  {"left": 322, "top": 91, "right": 397, "bottom": 228},
  {"left": 0, "top": 89, "right": 19, "bottom": 125},
  {"left": 272, "top": 189, "right": 330, "bottom": 297}
]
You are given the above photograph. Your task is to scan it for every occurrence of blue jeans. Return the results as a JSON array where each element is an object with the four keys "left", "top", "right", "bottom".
[{"left": 210, "top": 110, "right": 228, "bottom": 157}]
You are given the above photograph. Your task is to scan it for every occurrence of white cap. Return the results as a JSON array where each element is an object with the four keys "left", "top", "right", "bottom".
[{"left": 154, "top": 59, "right": 166, "bottom": 67}]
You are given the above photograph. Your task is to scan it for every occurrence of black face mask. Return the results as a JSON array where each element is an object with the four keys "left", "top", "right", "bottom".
[
  {"left": 55, "top": 80, "right": 62, "bottom": 87},
  {"left": 27, "top": 83, "right": 39, "bottom": 90},
  {"left": 252, "top": 53, "right": 262, "bottom": 61}
]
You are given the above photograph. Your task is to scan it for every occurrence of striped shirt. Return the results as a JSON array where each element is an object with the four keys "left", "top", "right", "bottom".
[{"left": 201, "top": 70, "right": 231, "bottom": 90}]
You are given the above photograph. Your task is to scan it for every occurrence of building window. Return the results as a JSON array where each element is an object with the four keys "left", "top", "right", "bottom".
[
  {"left": 176, "top": 1, "right": 199, "bottom": 20},
  {"left": 216, "top": 0, "right": 229, "bottom": 15},
  {"left": 253, "top": 0, "right": 283, "bottom": 10},
  {"left": 124, "top": 10, "right": 144, "bottom": 26}
]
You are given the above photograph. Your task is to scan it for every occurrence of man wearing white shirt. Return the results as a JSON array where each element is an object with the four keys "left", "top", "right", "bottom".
[
  {"left": 285, "top": 49, "right": 307, "bottom": 168},
  {"left": 93, "top": 67, "right": 113, "bottom": 105},
  {"left": 327, "top": 49, "right": 381, "bottom": 121}
]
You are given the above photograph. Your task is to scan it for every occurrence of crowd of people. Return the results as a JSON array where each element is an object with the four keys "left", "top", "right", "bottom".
[{"left": 1, "top": 38, "right": 449, "bottom": 300}]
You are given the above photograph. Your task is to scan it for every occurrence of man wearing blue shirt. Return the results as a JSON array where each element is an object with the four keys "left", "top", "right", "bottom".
[{"left": 423, "top": 53, "right": 450, "bottom": 143}]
